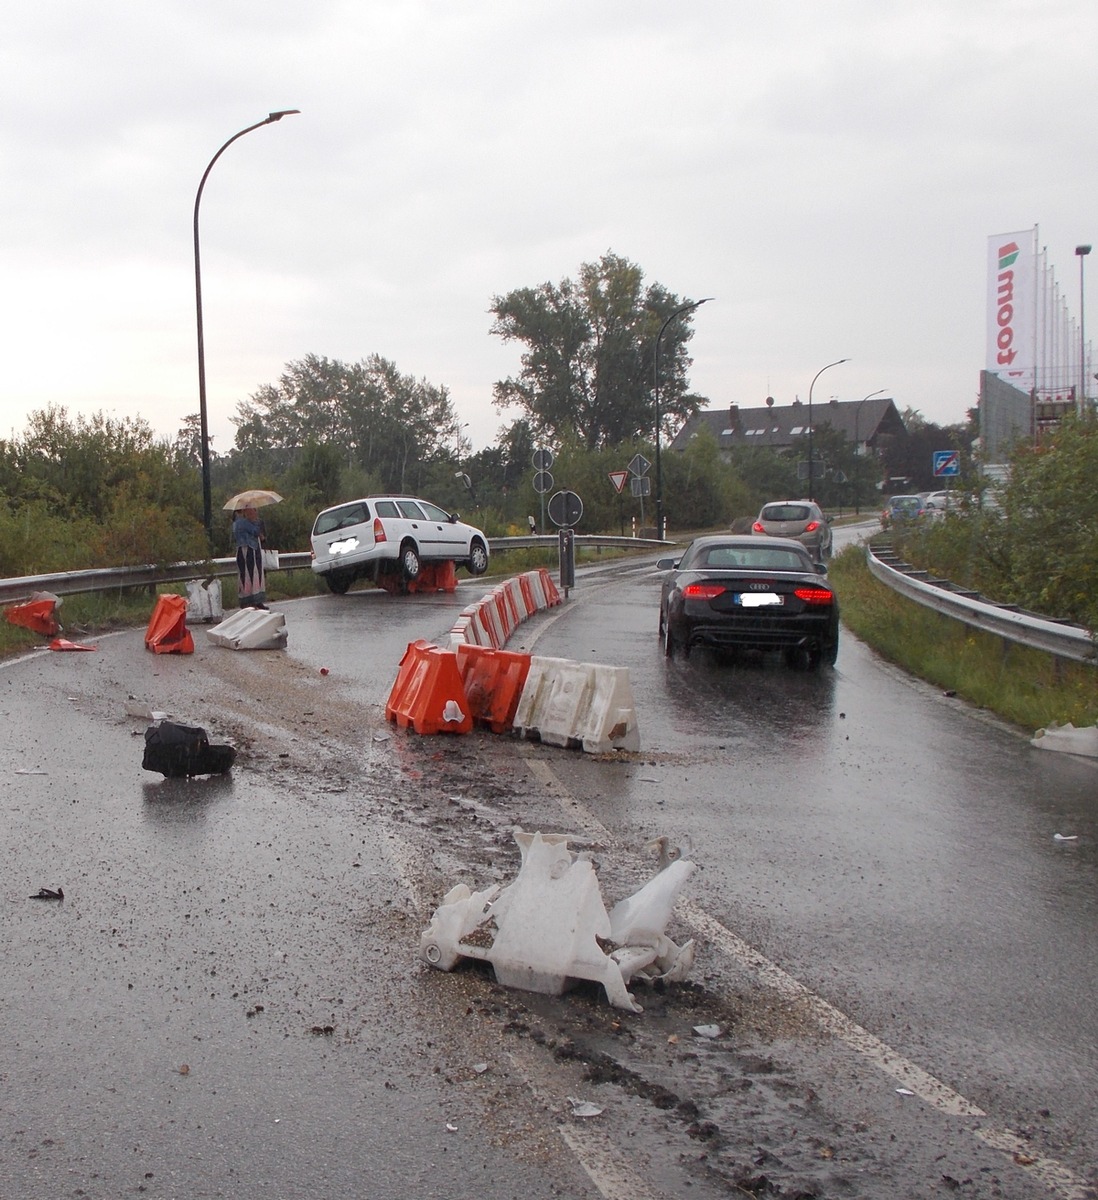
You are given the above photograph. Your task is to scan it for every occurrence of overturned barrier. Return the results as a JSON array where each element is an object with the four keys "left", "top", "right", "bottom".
[
  {"left": 206, "top": 608, "right": 288, "bottom": 651},
  {"left": 420, "top": 830, "right": 696, "bottom": 1013}
]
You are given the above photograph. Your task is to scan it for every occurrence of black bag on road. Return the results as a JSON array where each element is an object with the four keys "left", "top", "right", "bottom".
[{"left": 142, "top": 721, "right": 236, "bottom": 778}]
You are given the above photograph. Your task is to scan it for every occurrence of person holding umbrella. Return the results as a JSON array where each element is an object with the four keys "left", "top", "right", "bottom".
[{"left": 224, "top": 490, "right": 282, "bottom": 610}]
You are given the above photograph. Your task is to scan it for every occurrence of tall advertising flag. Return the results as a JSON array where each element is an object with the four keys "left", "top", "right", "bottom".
[{"left": 987, "top": 229, "right": 1037, "bottom": 392}]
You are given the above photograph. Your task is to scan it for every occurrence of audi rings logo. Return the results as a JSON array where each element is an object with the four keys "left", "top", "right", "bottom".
[{"left": 748, "top": 582, "right": 769, "bottom": 591}]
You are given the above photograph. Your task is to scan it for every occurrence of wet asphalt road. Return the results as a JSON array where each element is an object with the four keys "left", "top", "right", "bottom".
[{"left": 2, "top": 539, "right": 1096, "bottom": 1199}]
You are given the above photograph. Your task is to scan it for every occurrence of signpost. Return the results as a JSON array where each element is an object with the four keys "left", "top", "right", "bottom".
[
  {"left": 532, "top": 448, "right": 554, "bottom": 533},
  {"left": 548, "top": 489, "right": 583, "bottom": 596}
]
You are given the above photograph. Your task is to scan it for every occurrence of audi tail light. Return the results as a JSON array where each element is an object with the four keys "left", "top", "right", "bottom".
[
  {"left": 793, "top": 586, "right": 833, "bottom": 605},
  {"left": 683, "top": 583, "right": 727, "bottom": 599}
]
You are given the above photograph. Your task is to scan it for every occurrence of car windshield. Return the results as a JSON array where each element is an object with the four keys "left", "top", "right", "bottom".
[
  {"left": 761, "top": 504, "right": 811, "bottom": 522},
  {"left": 686, "top": 544, "right": 810, "bottom": 572},
  {"left": 892, "top": 497, "right": 922, "bottom": 512}
]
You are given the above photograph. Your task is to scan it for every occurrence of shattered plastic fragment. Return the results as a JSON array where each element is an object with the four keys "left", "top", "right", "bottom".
[
  {"left": 693, "top": 1024, "right": 720, "bottom": 1039},
  {"left": 441, "top": 699, "right": 466, "bottom": 723},
  {"left": 567, "top": 1097, "right": 604, "bottom": 1118},
  {"left": 420, "top": 830, "right": 696, "bottom": 1012},
  {"left": 1053, "top": 833, "right": 1078, "bottom": 841},
  {"left": 896, "top": 1087, "right": 915, "bottom": 1096}
]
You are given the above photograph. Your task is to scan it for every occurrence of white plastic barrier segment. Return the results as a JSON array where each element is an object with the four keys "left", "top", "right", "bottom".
[
  {"left": 186, "top": 578, "right": 223, "bottom": 624},
  {"left": 419, "top": 831, "right": 696, "bottom": 1012},
  {"left": 206, "top": 609, "right": 288, "bottom": 650},
  {"left": 512, "top": 657, "right": 640, "bottom": 753},
  {"left": 1031, "top": 722, "right": 1098, "bottom": 757}
]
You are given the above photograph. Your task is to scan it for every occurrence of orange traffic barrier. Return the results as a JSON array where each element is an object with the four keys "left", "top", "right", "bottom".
[
  {"left": 6, "top": 595, "right": 61, "bottom": 636},
  {"left": 493, "top": 583, "right": 521, "bottom": 637},
  {"left": 376, "top": 560, "right": 458, "bottom": 596},
  {"left": 516, "top": 573, "right": 538, "bottom": 617},
  {"left": 538, "top": 568, "right": 562, "bottom": 607},
  {"left": 385, "top": 641, "right": 472, "bottom": 735},
  {"left": 144, "top": 594, "right": 195, "bottom": 655},
  {"left": 456, "top": 643, "right": 532, "bottom": 733}
]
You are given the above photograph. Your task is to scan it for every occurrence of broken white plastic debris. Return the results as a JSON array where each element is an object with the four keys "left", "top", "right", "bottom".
[
  {"left": 441, "top": 700, "right": 465, "bottom": 723},
  {"left": 693, "top": 1024, "right": 720, "bottom": 1039},
  {"left": 567, "top": 1097, "right": 604, "bottom": 1118},
  {"left": 1053, "top": 833, "right": 1079, "bottom": 841},
  {"left": 419, "top": 830, "right": 697, "bottom": 1013},
  {"left": 896, "top": 1088, "right": 915, "bottom": 1096},
  {"left": 1030, "top": 722, "right": 1098, "bottom": 757}
]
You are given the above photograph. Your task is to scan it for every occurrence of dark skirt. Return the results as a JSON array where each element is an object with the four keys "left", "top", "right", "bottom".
[{"left": 236, "top": 545, "right": 266, "bottom": 605}]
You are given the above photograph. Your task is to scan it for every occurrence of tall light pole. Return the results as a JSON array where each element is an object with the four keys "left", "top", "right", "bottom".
[
  {"left": 194, "top": 110, "right": 300, "bottom": 540},
  {"left": 852, "top": 388, "right": 885, "bottom": 515},
  {"left": 806, "top": 357, "right": 849, "bottom": 500},
  {"left": 653, "top": 296, "right": 712, "bottom": 540},
  {"left": 1076, "top": 245, "right": 1091, "bottom": 416}
]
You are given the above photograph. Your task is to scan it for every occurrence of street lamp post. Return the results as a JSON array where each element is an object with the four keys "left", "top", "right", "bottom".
[
  {"left": 806, "top": 357, "right": 849, "bottom": 500},
  {"left": 852, "top": 388, "right": 885, "bottom": 515},
  {"left": 194, "top": 110, "right": 300, "bottom": 540},
  {"left": 1076, "top": 245, "right": 1091, "bottom": 416},
  {"left": 653, "top": 297, "right": 712, "bottom": 540}
]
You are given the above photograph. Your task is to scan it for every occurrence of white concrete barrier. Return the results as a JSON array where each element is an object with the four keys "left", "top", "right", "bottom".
[{"left": 512, "top": 655, "right": 640, "bottom": 753}]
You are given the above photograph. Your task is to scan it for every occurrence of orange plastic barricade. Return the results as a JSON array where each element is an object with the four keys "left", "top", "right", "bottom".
[
  {"left": 385, "top": 641, "right": 472, "bottom": 735},
  {"left": 537, "top": 568, "right": 562, "bottom": 607},
  {"left": 144, "top": 594, "right": 195, "bottom": 655},
  {"left": 6, "top": 595, "right": 61, "bottom": 636},
  {"left": 516, "top": 573, "right": 539, "bottom": 617},
  {"left": 376, "top": 561, "right": 459, "bottom": 595},
  {"left": 493, "top": 583, "right": 521, "bottom": 638},
  {"left": 456, "top": 644, "right": 532, "bottom": 733}
]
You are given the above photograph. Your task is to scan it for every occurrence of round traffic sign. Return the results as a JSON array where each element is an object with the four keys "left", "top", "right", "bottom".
[
  {"left": 532, "top": 448, "right": 554, "bottom": 471},
  {"left": 533, "top": 470, "right": 554, "bottom": 494},
  {"left": 547, "top": 489, "right": 583, "bottom": 528}
]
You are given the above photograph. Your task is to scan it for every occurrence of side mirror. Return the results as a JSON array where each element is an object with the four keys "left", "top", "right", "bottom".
[
  {"left": 816, "top": 562, "right": 829, "bottom": 575},
  {"left": 655, "top": 557, "right": 678, "bottom": 570},
  {"left": 449, "top": 513, "right": 460, "bottom": 524}
]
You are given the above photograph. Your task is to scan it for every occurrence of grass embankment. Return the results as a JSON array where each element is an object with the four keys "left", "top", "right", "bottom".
[{"left": 829, "top": 545, "right": 1098, "bottom": 733}]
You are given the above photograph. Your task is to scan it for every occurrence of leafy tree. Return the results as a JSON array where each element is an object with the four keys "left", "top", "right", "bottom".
[
  {"left": 233, "top": 354, "right": 461, "bottom": 495},
  {"left": 490, "top": 252, "right": 707, "bottom": 451}
]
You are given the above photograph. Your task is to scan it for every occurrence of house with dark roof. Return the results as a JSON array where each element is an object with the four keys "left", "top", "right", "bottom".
[{"left": 668, "top": 396, "right": 907, "bottom": 458}]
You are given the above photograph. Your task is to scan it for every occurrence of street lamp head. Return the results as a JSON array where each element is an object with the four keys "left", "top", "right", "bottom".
[
  {"left": 1076, "top": 245, "right": 1092, "bottom": 257},
  {"left": 267, "top": 110, "right": 301, "bottom": 122}
]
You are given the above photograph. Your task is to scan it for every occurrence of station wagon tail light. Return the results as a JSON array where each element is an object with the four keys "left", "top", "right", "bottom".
[
  {"left": 751, "top": 520, "right": 765, "bottom": 533},
  {"left": 683, "top": 583, "right": 727, "bottom": 599},
  {"left": 804, "top": 519, "right": 821, "bottom": 532},
  {"left": 793, "top": 586, "right": 833, "bottom": 605},
  {"left": 373, "top": 517, "right": 387, "bottom": 543}
]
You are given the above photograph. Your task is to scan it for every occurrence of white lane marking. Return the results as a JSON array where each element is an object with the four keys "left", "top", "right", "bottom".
[
  {"left": 526, "top": 754, "right": 1095, "bottom": 1200},
  {"left": 508, "top": 1044, "right": 659, "bottom": 1200}
]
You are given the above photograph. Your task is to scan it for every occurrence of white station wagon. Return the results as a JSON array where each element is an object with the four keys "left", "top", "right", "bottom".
[{"left": 310, "top": 495, "right": 490, "bottom": 594}]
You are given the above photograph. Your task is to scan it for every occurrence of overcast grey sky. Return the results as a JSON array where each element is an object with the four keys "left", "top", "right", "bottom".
[{"left": 2, "top": 0, "right": 1093, "bottom": 456}]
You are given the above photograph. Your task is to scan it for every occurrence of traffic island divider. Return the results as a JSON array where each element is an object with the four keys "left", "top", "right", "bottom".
[{"left": 386, "top": 567, "right": 639, "bottom": 751}]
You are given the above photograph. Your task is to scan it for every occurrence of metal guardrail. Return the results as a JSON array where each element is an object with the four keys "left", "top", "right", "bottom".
[
  {"left": 0, "top": 536, "right": 671, "bottom": 607},
  {"left": 866, "top": 543, "right": 1095, "bottom": 664}
]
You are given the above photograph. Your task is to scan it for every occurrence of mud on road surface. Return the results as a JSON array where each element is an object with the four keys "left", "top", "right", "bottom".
[{"left": 1, "top": 633, "right": 1083, "bottom": 1200}]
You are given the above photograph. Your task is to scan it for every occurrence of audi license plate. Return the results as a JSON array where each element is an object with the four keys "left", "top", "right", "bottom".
[{"left": 736, "top": 592, "right": 782, "bottom": 607}]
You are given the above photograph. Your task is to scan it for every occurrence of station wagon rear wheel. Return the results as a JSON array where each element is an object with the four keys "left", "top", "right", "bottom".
[{"left": 400, "top": 541, "right": 421, "bottom": 581}]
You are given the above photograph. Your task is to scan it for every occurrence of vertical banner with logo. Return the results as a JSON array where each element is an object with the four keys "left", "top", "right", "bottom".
[{"left": 986, "top": 228, "right": 1038, "bottom": 393}]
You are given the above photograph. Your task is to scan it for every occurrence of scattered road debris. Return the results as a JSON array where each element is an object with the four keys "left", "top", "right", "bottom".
[
  {"left": 567, "top": 1097, "right": 604, "bottom": 1118},
  {"left": 29, "top": 887, "right": 64, "bottom": 900},
  {"left": 420, "top": 829, "right": 696, "bottom": 1012}
]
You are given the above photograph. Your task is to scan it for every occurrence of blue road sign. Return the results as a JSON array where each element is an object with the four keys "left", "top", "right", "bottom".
[{"left": 933, "top": 450, "right": 960, "bottom": 477}]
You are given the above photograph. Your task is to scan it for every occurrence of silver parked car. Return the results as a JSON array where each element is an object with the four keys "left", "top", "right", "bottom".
[
  {"left": 751, "top": 500, "right": 833, "bottom": 559},
  {"left": 310, "top": 495, "right": 489, "bottom": 594}
]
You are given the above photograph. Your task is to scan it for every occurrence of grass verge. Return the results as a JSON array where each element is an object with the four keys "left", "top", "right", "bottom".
[{"left": 829, "top": 545, "right": 1098, "bottom": 732}]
